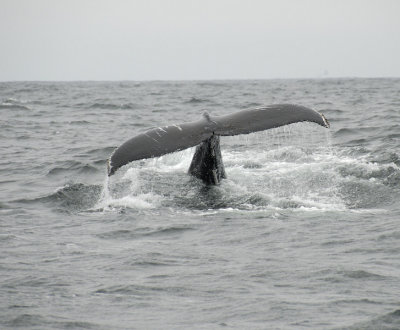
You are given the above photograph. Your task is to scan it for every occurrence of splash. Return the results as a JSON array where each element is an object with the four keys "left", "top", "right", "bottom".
[
  {"left": 94, "top": 123, "right": 399, "bottom": 213},
  {"left": 94, "top": 168, "right": 162, "bottom": 211}
]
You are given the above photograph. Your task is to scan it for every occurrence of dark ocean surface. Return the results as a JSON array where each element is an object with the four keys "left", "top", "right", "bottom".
[{"left": 1, "top": 79, "right": 400, "bottom": 329}]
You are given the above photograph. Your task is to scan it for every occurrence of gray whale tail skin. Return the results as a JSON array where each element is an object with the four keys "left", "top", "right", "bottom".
[{"left": 108, "top": 104, "right": 329, "bottom": 184}]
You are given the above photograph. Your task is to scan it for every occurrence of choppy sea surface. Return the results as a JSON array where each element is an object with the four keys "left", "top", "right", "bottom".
[{"left": 1, "top": 79, "right": 400, "bottom": 329}]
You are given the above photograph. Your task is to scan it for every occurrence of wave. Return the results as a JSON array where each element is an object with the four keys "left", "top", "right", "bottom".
[
  {"left": 18, "top": 183, "right": 104, "bottom": 213},
  {"left": 94, "top": 283, "right": 183, "bottom": 295},
  {"left": 88, "top": 102, "right": 138, "bottom": 110},
  {"left": 45, "top": 147, "right": 116, "bottom": 178},
  {"left": 96, "top": 225, "right": 194, "bottom": 240},
  {"left": 338, "top": 160, "right": 400, "bottom": 186},
  {"left": 0, "top": 104, "right": 30, "bottom": 110},
  {"left": 68, "top": 120, "right": 91, "bottom": 125},
  {"left": 0, "top": 98, "right": 31, "bottom": 110},
  {"left": 335, "top": 126, "right": 382, "bottom": 137},
  {"left": 86, "top": 146, "right": 116, "bottom": 156},
  {"left": 195, "top": 81, "right": 230, "bottom": 88},
  {"left": 46, "top": 160, "right": 100, "bottom": 177},
  {"left": 3, "top": 313, "right": 99, "bottom": 329},
  {"left": 184, "top": 97, "right": 209, "bottom": 104},
  {"left": 340, "top": 309, "right": 400, "bottom": 330},
  {"left": 341, "top": 269, "right": 387, "bottom": 280}
]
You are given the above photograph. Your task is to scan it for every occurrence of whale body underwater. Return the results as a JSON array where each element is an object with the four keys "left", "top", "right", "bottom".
[{"left": 108, "top": 104, "right": 330, "bottom": 185}]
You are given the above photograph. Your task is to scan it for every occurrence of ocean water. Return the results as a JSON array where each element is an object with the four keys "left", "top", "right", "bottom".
[{"left": 1, "top": 79, "right": 400, "bottom": 329}]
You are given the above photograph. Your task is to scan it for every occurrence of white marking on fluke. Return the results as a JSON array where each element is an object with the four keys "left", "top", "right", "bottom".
[
  {"left": 320, "top": 113, "right": 330, "bottom": 128},
  {"left": 145, "top": 133, "right": 159, "bottom": 143}
]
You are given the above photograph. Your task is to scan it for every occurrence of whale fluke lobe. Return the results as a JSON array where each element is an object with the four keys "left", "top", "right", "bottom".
[
  {"left": 108, "top": 104, "right": 329, "bottom": 181},
  {"left": 213, "top": 104, "right": 329, "bottom": 136},
  {"left": 107, "top": 118, "right": 216, "bottom": 176}
]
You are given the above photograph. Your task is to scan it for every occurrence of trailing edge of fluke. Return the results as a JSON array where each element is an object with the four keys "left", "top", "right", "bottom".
[{"left": 107, "top": 104, "right": 329, "bottom": 183}]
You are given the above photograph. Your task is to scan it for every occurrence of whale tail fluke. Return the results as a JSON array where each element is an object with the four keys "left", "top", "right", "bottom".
[{"left": 108, "top": 104, "right": 329, "bottom": 177}]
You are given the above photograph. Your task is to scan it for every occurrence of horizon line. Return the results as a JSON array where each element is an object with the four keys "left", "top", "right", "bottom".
[{"left": 1, "top": 75, "right": 400, "bottom": 83}]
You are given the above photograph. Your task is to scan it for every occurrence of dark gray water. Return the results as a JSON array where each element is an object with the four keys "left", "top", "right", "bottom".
[{"left": 1, "top": 79, "right": 400, "bottom": 329}]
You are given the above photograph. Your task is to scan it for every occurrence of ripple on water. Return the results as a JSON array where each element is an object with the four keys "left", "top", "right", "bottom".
[{"left": 341, "top": 309, "right": 400, "bottom": 330}]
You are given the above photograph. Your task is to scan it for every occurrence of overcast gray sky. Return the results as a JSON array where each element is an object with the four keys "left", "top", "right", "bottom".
[{"left": 1, "top": 0, "right": 399, "bottom": 81}]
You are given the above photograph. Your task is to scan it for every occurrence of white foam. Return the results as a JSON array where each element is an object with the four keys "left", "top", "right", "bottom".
[
  {"left": 107, "top": 193, "right": 159, "bottom": 210},
  {"left": 94, "top": 170, "right": 162, "bottom": 211}
]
